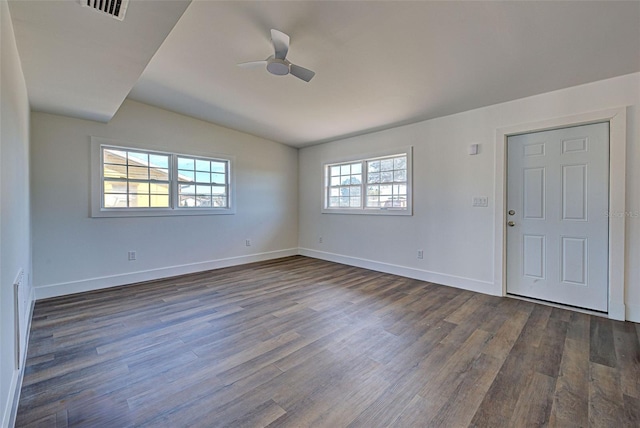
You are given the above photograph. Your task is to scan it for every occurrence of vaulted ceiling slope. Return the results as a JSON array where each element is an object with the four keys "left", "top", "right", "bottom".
[
  {"left": 8, "top": 0, "right": 191, "bottom": 122},
  {"left": 9, "top": 1, "right": 640, "bottom": 147}
]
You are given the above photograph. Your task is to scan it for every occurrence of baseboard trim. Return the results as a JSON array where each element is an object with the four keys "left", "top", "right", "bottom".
[
  {"left": 626, "top": 304, "right": 640, "bottom": 323},
  {"left": 35, "top": 248, "right": 299, "bottom": 300},
  {"left": 298, "top": 248, "right": 498, "bottom": 296},
  {"left": 4, "top": 290, "right": 35, "bottom": 428},
  {"left": 608, "top": 302, "right": 626, "bottom": 321}
]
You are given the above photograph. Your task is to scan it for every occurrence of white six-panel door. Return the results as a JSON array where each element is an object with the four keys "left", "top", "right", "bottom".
[{"left": 506, "top": 122, "right": 609, "bottom": 311}]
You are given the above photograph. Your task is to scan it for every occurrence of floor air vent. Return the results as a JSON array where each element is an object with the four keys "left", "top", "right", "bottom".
[{"left": 83, "top": 0, "right": 129, "bottom": 21}]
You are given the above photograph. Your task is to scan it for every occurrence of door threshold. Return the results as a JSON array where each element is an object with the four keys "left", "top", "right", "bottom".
[{"left": 506, "top": 293, "right": 609, "bottom": 318}]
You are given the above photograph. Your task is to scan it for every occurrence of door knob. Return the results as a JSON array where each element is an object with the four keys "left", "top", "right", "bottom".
[
  {"left": 508, "top": 210, "right": 515, "bottom": 216},
  {"left": 507, "top": 221, "right": 516, "bottom": 227}
]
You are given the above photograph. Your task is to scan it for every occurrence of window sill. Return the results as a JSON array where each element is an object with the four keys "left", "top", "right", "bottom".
[
  {"left": 91, "top": 207, "right": 236, "bottom": 218},
  {"left": 321, "top": 208, "right": 412, "bottom": 216}
]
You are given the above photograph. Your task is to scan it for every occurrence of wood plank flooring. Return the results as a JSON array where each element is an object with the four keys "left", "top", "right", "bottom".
[{"left": 16, "top": 256, "right": 640, "bottom": 427}]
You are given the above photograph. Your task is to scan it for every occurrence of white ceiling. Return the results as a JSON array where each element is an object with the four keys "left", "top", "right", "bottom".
[
  {"left": 8, "top": 0, "right": 191, "bottom": 122},
  {"left": 9, "top": 1, "right": 640, "bottom": 147}
]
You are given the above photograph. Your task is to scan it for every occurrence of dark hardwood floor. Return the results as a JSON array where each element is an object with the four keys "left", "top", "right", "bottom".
[{"left": 16, "top": 256, "right": 640, "bottom": 427}]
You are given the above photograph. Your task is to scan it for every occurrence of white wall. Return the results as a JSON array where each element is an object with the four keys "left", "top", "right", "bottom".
[
  {"left": 1, "top": 1, "right": 32, "bottom": 425},
  {"left": 298, "top": 73, "right": 640, "bottom": 321},
  {"left": 31, "top": 100, "right": 298, "bottom": 298}
]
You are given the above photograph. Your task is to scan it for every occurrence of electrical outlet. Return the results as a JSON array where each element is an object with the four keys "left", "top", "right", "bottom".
[
  {"left": 417, "top": 250, "right": 424, "bottom": 259},
  {"left": 128, "top": 251, "right": 136, "bottom": 261},
  {"left": 245, "top": 239, "right": 251, "bottom": 247},
  {"left": 319, "top": 236, "right": 323, "bottom": 244}
]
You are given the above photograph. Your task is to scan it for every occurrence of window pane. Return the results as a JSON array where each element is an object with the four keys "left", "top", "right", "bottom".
[
  {"left": 128, "top": 166, "right": 149, "bottom": 180},
  {"left": 104, "top": 194, "right": 128, "bottom": 208},
  {"left": 178, "top": 157, "right": 194, "bottom": 170},
  {"left": 178, "top": 170, "right": 195, "bottom": 182},
  {"left": 325, "top": 152, "right": 409, "bottom": 213},
  {"left": 196, "top": 196, "right": 212, "bottom": 207},
  {"left": 213, "top": 195, "right": 227, "bottom": 207},
  {"left": 131, "top": 182, "right": 149, "bottom": 194},
  {"left": 380, "top": 159, "right": 394, "bottom": 171},
  {"left": 212, "top": 186, "right": 226, "bottom": 196},
  {"left": 211, "top": 161, "right": 226, "bottom": 173},
  {"left": 196, "top": 185, "right": 211, "bottom": 196},
  {"left": 103, "top": 149, "right": 127, "bottom": 164},
  {"left": 380, "top": 171, "right": 393, "bottom": 183},
  {"left": 367, "top": 196, "right": 380, "bottom": 207},
  {"left": 128, "top": 152, "right": 148, "bottom": 165},
  {"left": 195, "top": 159, "right": 210, "bottom": 172},
  {"left": 101, "top": 146, "right": 231, "bottom": 212},
  {"left": 104, "top": 164, "right": 127, "bottom": 179},
  {"left": 150, "top": 195, "right": 169, "bottom": 208},
  {"left": 150, "top": 167, "right": 169, "bottom": 180},
  {"left": 211, "top": 173, "right": 225, "bottom": 184},
  {"left": 394, "top": 170, "right": 407, "bottom": 182},
  {"left": 129, "top": 194, "right": 148, "bottom": 208},
  {"left": 104, "top": 180, "right": 127, "bottom": 194},
  {"left": 150, "top": 183, "right": 169, "bottom": 195},
  {"left": 196, "top": 172, "right": 211, "bottom": 183},
  {"left": 180, "top": 184, "right": 196, "bottom": 195},
  {"left": 380, "top": 185, "right": 392, "bottom": 196},
  {"left": 149, "top": 154, "right": 169, "bottom": 168},
  {"left": 179, "top": 195, "right": 195, "bottom": 207}
]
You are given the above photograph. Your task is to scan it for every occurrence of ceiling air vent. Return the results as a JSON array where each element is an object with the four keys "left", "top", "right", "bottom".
[{"left": 82, "top": 0, "right": 129, "bottom": 21}]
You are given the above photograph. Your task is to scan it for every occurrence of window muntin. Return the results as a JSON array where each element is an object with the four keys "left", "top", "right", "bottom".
[
  {"left": 102, "top": 147, "right": 171, "bottom": 208},
  {"left": 323, "top": 148, "right": 412, "bottom": 215},
  {"left": 365, "top": 155, "right": 407, "bottom": 208},
  {"left": 93, "top": 138, "right": 234, "bottom": 217},
  {"left": 327, "top": 161, "right": 362, "bottom": 208},
  {"left": 177, "top": 156, "right": 229, "bottom": 208}
]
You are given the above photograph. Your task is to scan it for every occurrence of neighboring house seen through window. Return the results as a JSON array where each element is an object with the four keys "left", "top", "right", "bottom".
[
  {"left": 323, "top": 147, "right": 412, "bottom": 215},
  {"left": 91, "top": 137, "right": 234, "bottom": 217}
]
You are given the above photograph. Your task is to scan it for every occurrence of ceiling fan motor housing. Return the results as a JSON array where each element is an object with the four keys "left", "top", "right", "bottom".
[{"left": 266, "top": 58, "right": 290, "bottom": 76}]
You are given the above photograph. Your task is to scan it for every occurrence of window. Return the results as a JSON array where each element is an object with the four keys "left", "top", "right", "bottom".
[
  {"left": 323, "top": 147, "right": 412, "bottom": 215},
  {"left": 176, "top": 156, "right": 229, "bottom": 208},
  {"left": 92, "top": 137, "right": 234, "bottom": 217}
]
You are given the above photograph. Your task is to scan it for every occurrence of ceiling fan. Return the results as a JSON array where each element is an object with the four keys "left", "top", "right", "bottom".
[{"left": 238, "top": 29, "right": 316, "bottom": 82}]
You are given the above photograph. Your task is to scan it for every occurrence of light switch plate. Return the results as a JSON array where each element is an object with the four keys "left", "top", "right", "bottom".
[{"left": 472, "top": 196, "right": 489, "bottom": 207}]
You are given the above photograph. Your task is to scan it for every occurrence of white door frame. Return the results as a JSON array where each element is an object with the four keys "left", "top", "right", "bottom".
[{"left": 494, "top": 107, "right": 627, "bottom": 320}]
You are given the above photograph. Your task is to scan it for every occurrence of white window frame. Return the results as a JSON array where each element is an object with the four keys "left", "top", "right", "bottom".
[
  {"left": 322, "top": 146, "right": 413, "bottom": 216},
  {"left": 91, "top": 137, "right": 236, "bottom": 217}
]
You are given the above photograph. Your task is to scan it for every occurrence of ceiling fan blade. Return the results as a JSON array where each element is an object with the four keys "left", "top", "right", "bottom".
[
  {"left": 290, "top": 64, "right": 315, "bottom": 82},
  {"left": 237, "top": 60, "right": 268, "bottom": 69},
  {"left": 271, "top": 29, "right": 289, "bottom": 60}
]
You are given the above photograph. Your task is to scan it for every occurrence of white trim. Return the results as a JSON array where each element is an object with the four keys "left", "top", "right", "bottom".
[
  {"left": 627, "top": 304, "right": 640, "bottom": 323},
  {"left": 91, "top": 136, "right": 237, "bottom": 217},
  {"left": 34, "top": 248, "right": 298, "bottom": 300},
  {"left": 494, "top": 107, "right": 627, "bottom": 320},
  {"left": 299, "top": 248, "right": 497, "bottom": 296},
  {"left": 321, "top": 146, "right": 413, "bottom": 216},
  {"left": 4, "top": 291, "right": 35, "bottom": 428}
]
